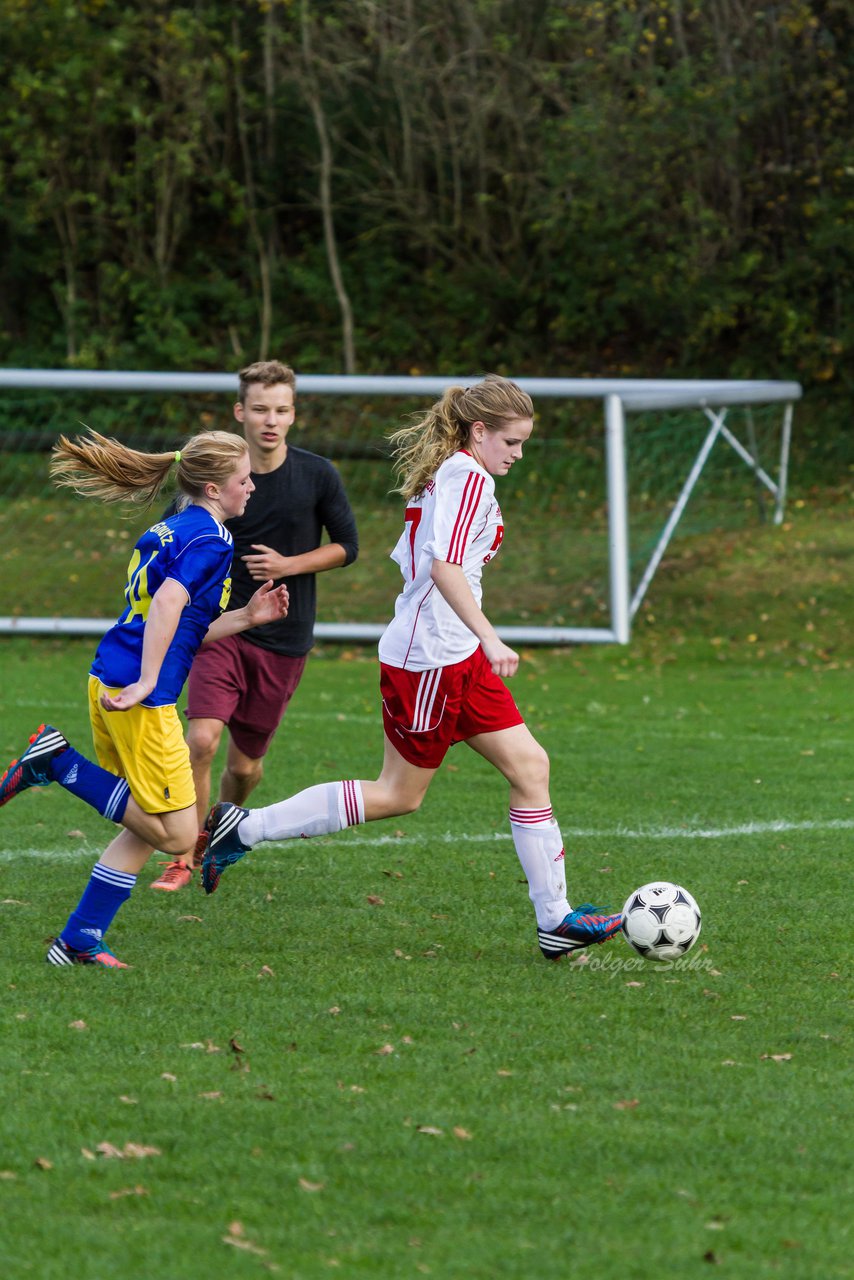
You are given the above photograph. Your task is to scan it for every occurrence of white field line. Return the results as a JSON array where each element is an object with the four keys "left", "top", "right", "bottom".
[
  {"left": 1, "top": 699, "right": 843, "bottom": 742},
  {"left": 3, "top": 816, "right": 852, "bottom": 864}
]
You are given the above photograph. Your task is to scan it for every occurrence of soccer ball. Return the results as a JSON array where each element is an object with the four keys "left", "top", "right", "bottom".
[{"left": 621, "top": 881, "right": 702, "bottom": 961}]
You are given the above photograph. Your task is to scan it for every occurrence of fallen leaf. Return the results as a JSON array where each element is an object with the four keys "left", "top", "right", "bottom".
[
  {"left": 118, "top": 1096, "right": 137, "bottom": 1105},
  {"left": 0, "top": 1171, "right": 17, "bottom": 1180},
  {"left": 416, "top": 1126, "right": 443, "bottom": 1136},
  {"left": 95, "top": 1142, "right": 160, "bottom": 1160},
  {"left": 298, "top": 1178, "right": 324, "bottom": 1192},
  {"left": 366, "top": 895, "right": 385, "bottom": 906},
  {"left": 703, "top": 1250, "right": 721, "bottom": 1264},
  {"left": 34, "top": 1157, "right": 53, "bottom": 1170},
  {"left": 731, "top": 1015, "right": 747, "bottom": 1021},
  {"left": 68, "top": 1020, "right": 88, "bottom": 1031},
  {"left": 376, "top": 1044, "right": 395, "bottom": 1056},
  {"left": 328, "top": 1006, "right": 341, "bottom": 1016},
  {"left": 97, "top": 1143, "right": 125, "bottom": 1159},
  {"left": 453, "top": 1127, "right": 472, "bottom": 1140},
  {"left": 496, "top": 1069, "right": 513, "bottom": 1077},
  {"left": 613, "top": 1099, "right": 640, "bottom": 1111},
  {"left": 81, "top": 1149, "right": 96, "bottom": 1160},
  {"left": 760, "top": 1053, "right": 792, "bottom": 1062},
  {"left": 177, "top": 914, "right": 203, "bottom": 923},
  {"left": 199, "top": 1091, "right": 223, "bottom": 1100},
  {"left": 109, "top": 1185, "right": 148, "bottom": 1200},
  {"left": 67, "top": 829, "right": 86, "bottom": 839},
  {"left": 1, "top": 898, "right": 28, "bottom": 905},
  {"left": 161, "top": 1073, "right": 177, "bottom": 1082},
  {"left": 625, "top": 981, "right": 644, "bottom": 988},
  {"left": 229, "top": 1037, "right": 246, "bottom": 1054},
  {"left": 223, "top": 1236, "right": 268, "bottom": 1258},
  {"left": 721, "top": 1060, "right": 739, "bottom": 1066},
  {"left": 258, "top": 965, "right": 275, "bottom": 978}
]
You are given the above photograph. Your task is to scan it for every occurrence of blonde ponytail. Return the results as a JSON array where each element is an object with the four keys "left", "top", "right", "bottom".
[{"left": 389, "top": 374, "right": 533, "bottom": 500}]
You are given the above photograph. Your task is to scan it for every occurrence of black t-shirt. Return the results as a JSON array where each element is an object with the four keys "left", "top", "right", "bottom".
[
  {"left": 169, "top": 446, "right": 358, "bottom": 657},
  {"left": 229, "top": 446, "right": 358, "bottom": 655}
]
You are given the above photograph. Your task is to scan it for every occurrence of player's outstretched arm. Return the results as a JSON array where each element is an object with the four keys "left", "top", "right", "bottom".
[{"left": 204, "top": 580, "right": 289, "bottom": 644}]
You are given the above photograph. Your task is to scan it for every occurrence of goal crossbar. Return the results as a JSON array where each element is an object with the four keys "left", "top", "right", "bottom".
[{"left": 0, "top": 369, "right": 802, "bottom": 645}]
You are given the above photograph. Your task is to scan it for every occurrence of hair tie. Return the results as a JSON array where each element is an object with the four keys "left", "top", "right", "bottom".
[{"left": 174, "top": 450, "right": 181, "bottom": 464}]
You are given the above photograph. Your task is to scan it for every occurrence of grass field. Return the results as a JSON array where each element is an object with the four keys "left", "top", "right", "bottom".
[{"left": 1, "top": 495, "right": 852, "bottom": 1278}]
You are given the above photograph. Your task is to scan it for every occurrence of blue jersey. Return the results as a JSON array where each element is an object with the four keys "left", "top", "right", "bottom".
[{"left": 90, "top": 505, "right": 234, "bottom": 707}]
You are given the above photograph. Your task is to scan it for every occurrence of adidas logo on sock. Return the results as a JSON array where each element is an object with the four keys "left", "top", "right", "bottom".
[{"left": 61, "top": 763, "right": 79, "bottom": 785}]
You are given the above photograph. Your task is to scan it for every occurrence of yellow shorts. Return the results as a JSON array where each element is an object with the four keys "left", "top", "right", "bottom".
[{"left": 87, "top": 676, "right": 196, "bottom": 814}]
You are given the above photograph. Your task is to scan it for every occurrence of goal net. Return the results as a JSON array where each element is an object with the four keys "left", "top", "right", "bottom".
[{"left": 0, "top": 372, "right": 800, "bottom": 644}]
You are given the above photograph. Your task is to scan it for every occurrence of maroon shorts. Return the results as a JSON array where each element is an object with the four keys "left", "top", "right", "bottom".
[
  {"left": 380, "top": 646, "right": 524, "bottom": 769},
  {"left": 186, "top": 633, "right": 307, "bottom": 760}
]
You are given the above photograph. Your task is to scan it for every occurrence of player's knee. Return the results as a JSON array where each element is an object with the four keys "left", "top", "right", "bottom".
[
  {"left": 518, "top": 741, "right": 550, "bottom": 791},
  {"left": 159, "top": 818, "right": 198, "bottom": 855},
  {"left": 187, "top": 724, "right": 221, "bottom": 765},
  {"left": 373, "top": 786, "right": 424, "bottom": 819}
]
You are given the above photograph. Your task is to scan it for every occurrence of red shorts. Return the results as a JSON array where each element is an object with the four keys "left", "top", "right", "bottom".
[
  {"left": 186, "top": 634, "right": 307, "bottom": 760},
  {"left": 380, "top": 646, "right": 524, "bottom": 769}
]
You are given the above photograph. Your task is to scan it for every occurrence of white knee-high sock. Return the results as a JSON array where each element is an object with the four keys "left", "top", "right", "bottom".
[
  {"left": 509, "top": 806, "right": 571, "bottom": 930},
  {"left": 239, "top": 781, "right": 365, "bottom": 846}
]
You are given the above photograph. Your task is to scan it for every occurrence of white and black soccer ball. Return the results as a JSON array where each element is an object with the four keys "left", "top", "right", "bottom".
[{"left": 621, "top": 881, "right": 702, "bottom": 961}]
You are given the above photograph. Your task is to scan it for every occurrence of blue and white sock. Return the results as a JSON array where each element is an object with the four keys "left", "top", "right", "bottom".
[
  {"left": 60, "top": 862, "right": 137, "bottom": 951},
  {"left": 50, "top": 747, "right": 130, "bottom": 823}
]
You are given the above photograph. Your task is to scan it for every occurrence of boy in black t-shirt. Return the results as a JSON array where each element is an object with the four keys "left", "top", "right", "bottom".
[{"left": 151, "top": 361, "right": 358, "bottom": 891}]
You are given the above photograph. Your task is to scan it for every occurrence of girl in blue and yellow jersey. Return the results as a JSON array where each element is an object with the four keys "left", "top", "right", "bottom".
[{"left": 0, "top": 428, "right": 288, "bottom": 966}]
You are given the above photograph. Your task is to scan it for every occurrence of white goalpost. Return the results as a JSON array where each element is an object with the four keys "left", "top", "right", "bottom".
[{"left": 0, "top": 369, "right": 801, "bottom": 645}]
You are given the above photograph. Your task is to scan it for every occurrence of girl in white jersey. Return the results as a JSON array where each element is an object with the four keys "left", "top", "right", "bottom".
[{"left": 196, "top": 375, "right": 622, "bottom": 961}]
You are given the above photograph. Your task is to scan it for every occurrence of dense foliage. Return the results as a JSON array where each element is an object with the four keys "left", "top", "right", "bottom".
[{"left": 0, "top": 0, "right": 850, "bottom": 402}]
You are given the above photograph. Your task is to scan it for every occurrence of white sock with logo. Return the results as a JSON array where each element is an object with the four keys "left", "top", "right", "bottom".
[
  {"left": 509, "top": 806, "right": 571, "bottom": 930},
  {"left": 240, "top": 781, "right": 366, "bottom": 846}
]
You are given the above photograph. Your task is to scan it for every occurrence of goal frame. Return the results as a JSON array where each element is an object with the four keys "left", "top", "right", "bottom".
[{"left": 0, "top": 369, "right": 801, "bottom": 645}]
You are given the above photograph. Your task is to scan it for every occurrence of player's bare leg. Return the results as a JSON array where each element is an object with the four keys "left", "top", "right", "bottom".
[{"left": 220, "top": 738, "right": 265, "bottom": 807}]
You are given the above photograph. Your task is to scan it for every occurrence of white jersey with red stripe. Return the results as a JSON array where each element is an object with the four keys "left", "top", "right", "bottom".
[{"left": 378, "top": 449, "right": 505, "bottom": 670}]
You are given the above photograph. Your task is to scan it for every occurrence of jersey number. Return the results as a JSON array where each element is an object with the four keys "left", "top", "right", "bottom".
[{"left": 404, "top": 507, "right": 422, "bottom": 577}]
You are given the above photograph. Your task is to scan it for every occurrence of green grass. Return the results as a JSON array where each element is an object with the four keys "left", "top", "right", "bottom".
[
  {"left": 1, "top": 491, "right": 853, "bottom": 1278},
  {"left": 1, "top": 641, "right": 852, "bottom": 1277}
]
